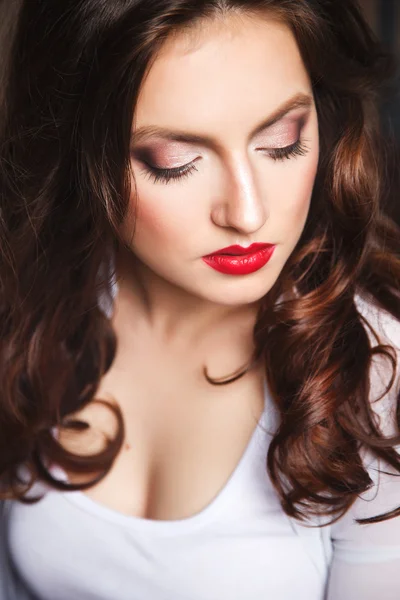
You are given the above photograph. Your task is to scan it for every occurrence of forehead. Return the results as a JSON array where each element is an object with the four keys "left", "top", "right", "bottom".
[{"left": 133, "top": 13, "right": 312, "bottom": 139}]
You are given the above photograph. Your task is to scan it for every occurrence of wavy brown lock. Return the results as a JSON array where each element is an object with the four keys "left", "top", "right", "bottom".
[{"left": 1, "top": 0, "right": 400, "bottom": 526}]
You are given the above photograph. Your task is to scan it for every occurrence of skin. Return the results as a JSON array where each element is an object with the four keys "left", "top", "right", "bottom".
[
  {"left": 62, "top": 12, "right": 320, "bottom": 520},
  {"left": 117, "top": 12, "right": 319, "bottom": 347}
]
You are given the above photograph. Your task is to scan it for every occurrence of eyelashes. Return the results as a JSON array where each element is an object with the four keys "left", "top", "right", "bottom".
[
  {"left": 141, "top": 161, "right": 199, "bottom": 185},
  {"left": 140, "top": 139, "right": 310, "bottom": 185}
]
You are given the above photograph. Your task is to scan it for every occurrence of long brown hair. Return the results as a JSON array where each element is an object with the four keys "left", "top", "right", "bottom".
[{"left": 1, "top": 0, "right": 400, "bottom": 526}]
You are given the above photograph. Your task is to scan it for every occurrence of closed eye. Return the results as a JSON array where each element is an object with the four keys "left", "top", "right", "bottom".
[
  {"left": 265, "top": 139, "right": 309, "bottom": 161},
  {"left": 140, "top": 161, "right": 200, "bottom": 185},
  {"left": 140, "top": 138, "right": 310, "bottom": 185}
]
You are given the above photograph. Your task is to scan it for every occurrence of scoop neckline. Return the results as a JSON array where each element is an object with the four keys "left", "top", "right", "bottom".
[
  {"left": 57, "top": 379, "right": 270, "bottom": 535},
  {"left": 58, "top": 257, "right": 271, "bottom": 534}
]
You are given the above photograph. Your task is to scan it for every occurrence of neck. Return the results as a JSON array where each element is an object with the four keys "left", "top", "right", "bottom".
[{"left": 112, "top": 244, "right": 259, "bottom": 355}]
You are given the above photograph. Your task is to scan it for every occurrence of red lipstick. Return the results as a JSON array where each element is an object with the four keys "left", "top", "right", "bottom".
[{"left": 202, "top": 243, "right": 276, "bottom": 275}]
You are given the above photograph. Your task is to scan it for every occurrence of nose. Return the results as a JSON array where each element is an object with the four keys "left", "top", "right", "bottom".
[{"left": 210, "top": 156, "right": 269, "bottom": 234}]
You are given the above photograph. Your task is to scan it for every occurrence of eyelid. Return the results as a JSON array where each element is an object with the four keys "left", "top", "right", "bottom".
[
  {"left": 134, "top": 114, "right": 307, "bottom": 171},
  {"left": 141, "top": 138, "right": 310, "bottom": 185},
  {"left": 255, "top": 138, "right": 298, "bottom": 151},
  {"left": 254, "top": 122, "right": 303, "bottom": 148},
  {"left": 133, "top": 115, "right": 305, "bottom": 163},
  {"left": 141, "top": 136, "right": 300, "bottom": 171},
  {"left": 142, "top": 156, "right": 200, "bottom": 172},
  {"left": 132, "top": 145, "right": 199, "bottom": 168},
  {"left": 140, "top": 161, "right": 199, "bottom": 185}
]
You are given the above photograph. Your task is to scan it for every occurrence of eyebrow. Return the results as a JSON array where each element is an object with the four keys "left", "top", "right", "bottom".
[{"left": 131, "top": 92, "right": 313, "bottom": 149}]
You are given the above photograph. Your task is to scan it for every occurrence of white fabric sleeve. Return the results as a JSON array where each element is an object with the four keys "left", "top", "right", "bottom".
[
  {"left": 326, "top": 294, "right": 400, "bottom": 599},
  {"left": 0, "top": 500, "right": 38, "bottom": 599}
]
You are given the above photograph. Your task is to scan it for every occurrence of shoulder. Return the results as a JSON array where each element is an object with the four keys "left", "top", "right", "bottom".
[
  {"left": 328, "top": 294, "right": 400, "bottom": 561},
  {"left": 0, "top": 501, "right": 38, "bottom": 600}
]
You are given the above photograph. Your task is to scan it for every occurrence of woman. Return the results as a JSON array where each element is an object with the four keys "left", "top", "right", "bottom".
[{"left": 1, "top": 0, "right": 400, "bottom": 598}]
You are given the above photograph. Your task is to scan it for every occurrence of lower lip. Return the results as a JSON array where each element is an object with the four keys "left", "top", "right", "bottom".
[{"left": 202, "top": 245, "right": 276, "bottom": 275}]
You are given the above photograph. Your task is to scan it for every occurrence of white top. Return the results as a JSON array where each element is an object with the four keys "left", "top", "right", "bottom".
[{"left": 2, "top": 279, "right": 400, "bottom": 599}]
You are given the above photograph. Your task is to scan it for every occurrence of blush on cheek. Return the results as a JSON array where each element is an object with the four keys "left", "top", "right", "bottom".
[
  {"left": 119, "top": 196, "right": 165, "bottom": 244},
  {"left": 129, "top": 196, "right": 191, "bottom": 259},
  {"left": 285, "top": 194, "right": 310, "bottom": 230},
  {"left": 299, "top": 154, "right": 319, "bottom": 204},
  {"left": 285, "top": 163, "right": 317, "bottom": 224},
  {"left": 137, "top": 203, "right": 169, "bottom": 235},
  {"left": 126, "top": 190, "right": 173, "bottom": 239}
]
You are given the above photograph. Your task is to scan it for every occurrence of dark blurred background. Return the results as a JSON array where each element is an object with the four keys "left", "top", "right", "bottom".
[
  {"left": 361, "top": 0, "right": 400, "bottom": 135},
  {"left": 360, "top": 0, "right": 400, "bottom": 223}
]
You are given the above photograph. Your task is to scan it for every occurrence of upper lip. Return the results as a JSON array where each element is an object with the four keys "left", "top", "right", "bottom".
[{"left": 205, "top": 243, "right": 275, "bottom": 256}]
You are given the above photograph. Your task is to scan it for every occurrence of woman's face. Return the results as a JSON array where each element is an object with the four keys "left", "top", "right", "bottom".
[{"left": 123, "top": 13, "right": 319, "bottom": 307}]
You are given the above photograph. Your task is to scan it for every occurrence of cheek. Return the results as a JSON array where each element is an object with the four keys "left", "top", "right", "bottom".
[
  {"left": 136, "top": 199, "right": 172, "bottom": 237},
  {"left": 280, "top": 119, "right": 319, "bottom": 226},
  {"left": 281, "top": 153, "right": 319, "bottom": 226},
  {"left": 296, "top": 163, "right": 317, "bottom": 216},
  {"left": 126, "top": 187, "right": 200, "bottom": 252}
]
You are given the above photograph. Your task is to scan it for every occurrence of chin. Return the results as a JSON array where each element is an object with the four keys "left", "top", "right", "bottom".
[{"left": 198, "top": 281, "right": 276, "bottom": 307}]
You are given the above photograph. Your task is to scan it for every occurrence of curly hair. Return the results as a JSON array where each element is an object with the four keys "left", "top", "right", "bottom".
[{"left": 1, "top": 0, "right": 400, "bottom": 526}]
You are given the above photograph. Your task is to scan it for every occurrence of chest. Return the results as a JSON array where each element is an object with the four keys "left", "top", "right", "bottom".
[{"left": 59, "top": 352, "right": 267, "bottom": 521}]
